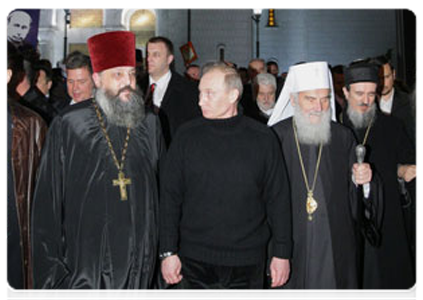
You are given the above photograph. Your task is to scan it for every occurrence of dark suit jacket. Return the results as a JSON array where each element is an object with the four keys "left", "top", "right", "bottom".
[
  {"left": 239, "top": 83, "right": 256, "bottom": 117},
  {"left": 391, "top": 89, "right": 415, "bottom": 145},
  {"left": 140, "top": 71, "right": 201, "bottom": 148},
  {"left": 20, "top": 87, "right": 57, "bottom": 125}
]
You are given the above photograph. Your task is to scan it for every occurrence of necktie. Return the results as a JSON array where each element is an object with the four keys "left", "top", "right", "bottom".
[
  {"left": 150, "top": 83, "right": 156, "bottom": 94},
  {"left": 149, "top": 83, "right": 160, "bottom": 113},
  {"left": 146, "top": 83, "right": 156, "bottom": 108}
]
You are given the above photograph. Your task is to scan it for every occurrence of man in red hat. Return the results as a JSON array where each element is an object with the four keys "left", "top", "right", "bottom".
[{"left": 32, "top": 31, "right": 164, "bottom": 289}]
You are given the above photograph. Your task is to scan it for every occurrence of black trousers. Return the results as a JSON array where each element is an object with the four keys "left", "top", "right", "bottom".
[{"left": 177, "top": 256, "right": 265, "bottom": 289}]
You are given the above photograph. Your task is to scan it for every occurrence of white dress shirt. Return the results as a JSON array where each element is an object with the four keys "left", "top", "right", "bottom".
[
  {"left": 379, "top": 88, "right": 395, "bottom": 114},
  {"left": 149, "top": 71, "right": 172, "bottom": 108}
]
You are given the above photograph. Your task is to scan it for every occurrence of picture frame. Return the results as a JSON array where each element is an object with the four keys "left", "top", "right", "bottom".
[{"left": 180, "top": 41, "right": 198, "bottom": 65}]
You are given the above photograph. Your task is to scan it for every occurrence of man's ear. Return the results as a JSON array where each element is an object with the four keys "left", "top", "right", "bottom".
[
  {"left": 289, "top": 93, "right": 296, "bottom": 106},
  {"left": 342, "top": 87, "right": 349, "bottom": 101},
  {"left": 167, "top": 54, "right": 174, "bottom": 66},
  {"left": 229, "top": 89, "right": 240, "bottom": 104},
  {"left": 7, "top": 69, "right": 12, "bottom": 84},
  {"left": 92, "top": 72, "right": 101, "bottom": 88}
]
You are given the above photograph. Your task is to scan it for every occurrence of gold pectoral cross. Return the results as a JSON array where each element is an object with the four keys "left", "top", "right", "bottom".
[{"left": 113, "top": 171, "right": 132, "bottom": 201}]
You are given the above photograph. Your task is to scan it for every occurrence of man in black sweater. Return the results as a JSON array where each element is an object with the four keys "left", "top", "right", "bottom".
[{"left": 159, "top": 62, "right": 292, "bottom": 289}]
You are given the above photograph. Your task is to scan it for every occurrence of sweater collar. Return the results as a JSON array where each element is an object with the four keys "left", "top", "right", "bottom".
[{"left": 202, "top": 113, "right": 243, "bottom": 128}]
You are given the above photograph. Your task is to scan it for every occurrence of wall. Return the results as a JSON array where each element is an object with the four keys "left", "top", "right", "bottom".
[
  {"left": 36, "top": 9, "right": 398, "bottom": 74},
  {"left": 259, "top": 9, "right": 397, "bottom": 72},
  {"left": 155, "top": 9, "right": 188, "bottom": 73},
  {"left": 190, "top": 9, "right": 253, "bottom": 69}
]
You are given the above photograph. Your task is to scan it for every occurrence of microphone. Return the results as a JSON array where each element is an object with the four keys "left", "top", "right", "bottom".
[{"left": 355, "top": 144, "right": 370, "bottom": 198}]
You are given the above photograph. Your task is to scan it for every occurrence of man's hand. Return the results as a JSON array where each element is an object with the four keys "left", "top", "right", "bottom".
[
  {"left": 161, "top": 255, "right": 183, "bottom": 285},
  {"left": 352, "top": 163, "right": 372, "bottom": 185},
  {"left": 398, "top": 164, "right": 416, "bottom": 182},
  {"left": 269, "top": 257, "right": 290, "bottom": 288}
]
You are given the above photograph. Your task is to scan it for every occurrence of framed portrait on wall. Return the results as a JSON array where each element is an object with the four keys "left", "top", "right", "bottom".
[{"left": 180, "top": 41, "right": 198, "bottom": 66}]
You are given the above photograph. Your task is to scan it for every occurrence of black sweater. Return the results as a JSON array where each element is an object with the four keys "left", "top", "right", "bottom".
[{"left": 160, "top": 114, "right": 292, "bottom": 266}]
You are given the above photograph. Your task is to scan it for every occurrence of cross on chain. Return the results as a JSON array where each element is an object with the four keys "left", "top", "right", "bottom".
[{"left": 113, "top": 171, "right": 132, "bottom": 201}]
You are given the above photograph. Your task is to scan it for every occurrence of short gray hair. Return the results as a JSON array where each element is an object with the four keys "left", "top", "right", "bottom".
[
  {"left": 254, "top": 73, "right": 277, "bottom": 89},
  {"left": 201, "top": 61, "right": 243, "bottom": 101}
]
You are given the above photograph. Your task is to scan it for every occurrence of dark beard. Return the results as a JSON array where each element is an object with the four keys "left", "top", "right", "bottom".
[{"left": 95, "top": 86, "right": 145, "bottom": 128}]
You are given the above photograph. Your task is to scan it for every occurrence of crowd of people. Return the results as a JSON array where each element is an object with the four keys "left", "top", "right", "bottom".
[{"left": 7, "top": 30, "right": 416, "bottom": 290}]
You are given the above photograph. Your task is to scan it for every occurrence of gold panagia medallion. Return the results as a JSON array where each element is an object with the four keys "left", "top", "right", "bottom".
[{"left": 306, "top": 192, "right": 318, "bottom": 220}]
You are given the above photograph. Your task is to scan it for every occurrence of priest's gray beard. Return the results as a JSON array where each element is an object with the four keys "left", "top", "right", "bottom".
[
  {"left": 347, "top": 102, "right": 376, "bottom": 129},
  {"left": 96, "top": 86, "right": 145, "bottom": 128},
  {"left": 293, "top": 104, "right": 331, "bottom": 146}
]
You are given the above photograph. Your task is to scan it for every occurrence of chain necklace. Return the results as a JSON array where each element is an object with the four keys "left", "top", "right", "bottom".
[
  {"left": 340, "top": 112, "right": 373, "bottom": 146},
  {"left": 360, "top": 115, "right": 373, "bottom": 146},
  {"left": 92, "top": 99, "right": 132, "bottom": 201},
  {"left": 292, "top": 119, "right": 323, "bottom": 221}
]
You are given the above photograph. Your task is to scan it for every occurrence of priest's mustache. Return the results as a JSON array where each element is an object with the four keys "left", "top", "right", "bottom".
[
  {"left": 358, "top": 103, "right": 370, "bottom": 107},
  {"left": 117, "top": 86, "right": 137, "bottom": 95},
  {"left": 309, "top": 111, "right": 323, "bottom": 116}
]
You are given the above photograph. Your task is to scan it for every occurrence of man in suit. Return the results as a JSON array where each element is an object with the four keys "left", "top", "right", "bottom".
[
  {"left": 141, "top": 36, "right": 201, "bottom": 147},
  {"left": 374, "top": 55, "right": 415, "bottom": 145},
  {"left": 34, "top": 59, "right": 53, "bottom": 98},
  {"left": 15, "top": 46, "right": 57, "bottom": 125}
]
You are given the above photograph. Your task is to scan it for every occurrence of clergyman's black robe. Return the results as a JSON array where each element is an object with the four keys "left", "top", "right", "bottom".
[
  {"left": 342, "top": 111, "right": 415, "bottom": 289},
  {"left": 272, "top": 118, "right": 381, "bottom": 289},
  {"left": 31, "top": 100, "right": 164, "bottom": 289}
]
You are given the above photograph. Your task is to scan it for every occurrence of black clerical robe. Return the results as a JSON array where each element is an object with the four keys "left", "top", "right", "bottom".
[
  {"left": 272, "top": 118, "right": 381, "bottom": 289},
  {"left": 32, "top": 100, "right": 164, "bottom": 289},
  {"left": 342, "top": 111, "right": 415, "bottom": 289}
]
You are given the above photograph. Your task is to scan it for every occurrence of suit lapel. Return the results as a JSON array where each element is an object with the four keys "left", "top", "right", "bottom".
[{"left": 160, "top": 72, "right": 175, "bottom": 110}]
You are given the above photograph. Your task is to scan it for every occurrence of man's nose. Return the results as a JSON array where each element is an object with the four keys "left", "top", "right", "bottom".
[
  {"left": 121, "top": 72, "right": 132, "bottom": 86},
  {"left": 314, "top": 100, "right": 323, "bottom": 112},
  {"left": 363, "top": 95, "right": 370, "bottom": 105}
]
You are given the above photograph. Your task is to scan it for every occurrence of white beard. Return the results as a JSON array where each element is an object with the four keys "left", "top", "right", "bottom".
[
  {"left": 258, "top": 104, "right": 274, "bottom": 117},
  {"left": 293, "top": 105, "right": 331, "bottom": 146},
  {"left": 347, "top": 102, "right": 376, "bottom": 129},
  {"left": 95, "top": 86, "right": 145, "bottom": 128},
  {"left": 257, "top": 101, "right": 275, "bottom": 116}
]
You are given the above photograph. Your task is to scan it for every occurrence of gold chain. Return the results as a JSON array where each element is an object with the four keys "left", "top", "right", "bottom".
[
  {"left": 340, "top": 112, "right": 373, "bottom": 146},
  {"left": 92, "top": 99, "right": 131, "bottom": 172},
  {"left": 292, "top": 119, "right": 323, "bottom": 220},
  {"left": 361, "top": 115, "right": 373, "bottom": 146}
]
